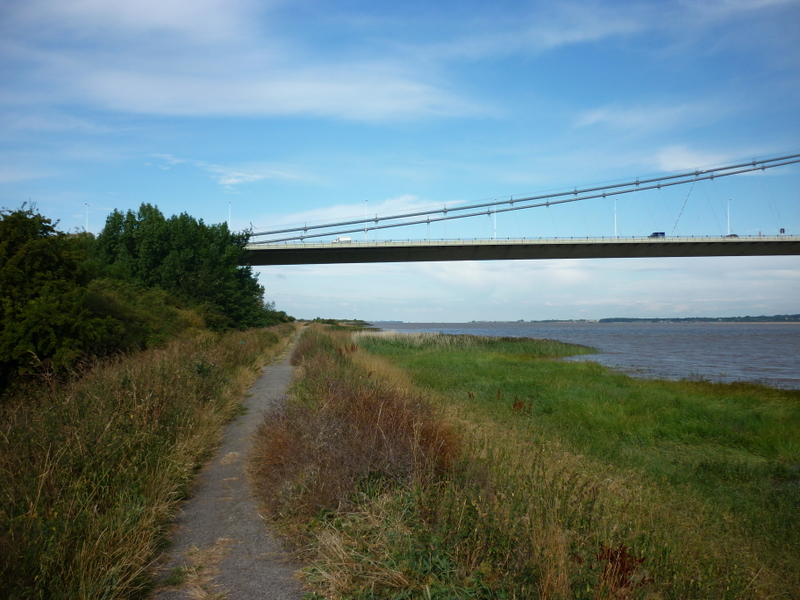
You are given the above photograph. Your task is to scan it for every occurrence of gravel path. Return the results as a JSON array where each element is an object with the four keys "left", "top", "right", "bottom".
[{"left": 151, "top": 334, "right": 304, "bottom": 599}]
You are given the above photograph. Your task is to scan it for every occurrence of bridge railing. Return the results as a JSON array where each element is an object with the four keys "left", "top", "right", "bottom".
[{"left": 247, "top": 234, "right": 796, "bottom": 248}]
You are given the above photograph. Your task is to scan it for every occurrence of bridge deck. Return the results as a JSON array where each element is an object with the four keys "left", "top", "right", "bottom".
[{"left": 243, "top": 236, "right": 800, "bottom": 266}]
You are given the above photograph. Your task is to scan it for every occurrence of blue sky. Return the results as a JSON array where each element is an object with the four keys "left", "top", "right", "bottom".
[{"left": 1, "top": 0, "right": 799, "bottom": 321}]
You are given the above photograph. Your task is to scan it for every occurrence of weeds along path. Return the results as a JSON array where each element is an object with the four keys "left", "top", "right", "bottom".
[{"left": 151, "top": 329, "right": 304, "bottom": 600}]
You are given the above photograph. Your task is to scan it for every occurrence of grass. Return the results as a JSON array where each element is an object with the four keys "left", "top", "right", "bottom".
[
  {"left": 0, "top": 323, "right": 297, "bottom": 600},
  {"left": 252, "top": 328, "right": 800, "bottom": 599},
  {"left": 358, "top": 331, "right": 800, "bottom": 598},
  {"left": 250, "top": 327, "right": 459, "bottom": 527},
  {"left": 357, "top": 332, "right": 800, "bottom": 542}
]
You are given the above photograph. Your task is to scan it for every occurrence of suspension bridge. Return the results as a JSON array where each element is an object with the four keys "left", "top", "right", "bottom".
[{"left": 243, "top": 154, "right": 800, "bottom": 266}]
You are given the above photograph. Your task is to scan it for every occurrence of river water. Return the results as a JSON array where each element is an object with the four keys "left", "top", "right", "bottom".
[{"left": 370, "top": 321, "right": 800, "bottom": 389}]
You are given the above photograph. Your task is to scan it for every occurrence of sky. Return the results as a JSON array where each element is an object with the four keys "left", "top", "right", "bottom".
[{"left": 1, "top": 0, "right": 799, "bottom": 322}]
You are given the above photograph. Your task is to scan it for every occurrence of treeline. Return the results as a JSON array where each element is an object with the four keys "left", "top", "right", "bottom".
[
  {"left": 0, "top": 203, "right": 292, "bottom": 392},
  {"left": 599, "top": 314, "right": 800, "bottom": 323}
]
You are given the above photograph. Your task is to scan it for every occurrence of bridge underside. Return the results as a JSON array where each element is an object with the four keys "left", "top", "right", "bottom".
[{"left": 243, "top": 236, "right": 800, "bottom": 266}]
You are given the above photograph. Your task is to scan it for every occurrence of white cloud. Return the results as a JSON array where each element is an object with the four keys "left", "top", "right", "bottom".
[
  {"left": 574, "top": 101, "right": 731, "bottom": 133},
  {"left": 522, "top": 3, "right": 644, "bottom": 50},
  {"left": 0, "top": 111, "right": 108, "bottom": 134},
  {"left": 1, "top": 0, "right": 480, "bottom": 121},
  {"left": 68, "top": 65, "right": 476, "bottom": 120},
  {"left": 679, "top": 0, "right": 797, "bottom": 19},
  {"left": 11, "top": 0, "right": 264, "bottom": 43},
  {"left": 402, "top": 0, "right": 794, "bottom": 64},
  {"left": 0, "top": 165, "right": 56, "bottom": 183},
  {"left": 257, "top": 255, "right": 800, "bottom": 322},
  {"left": 653, "top": 145, "right": 733, "bottom": 171},
  {"left": 414, "top": 260, "right": 598, "bottom": 295},
  {"left": 150, "top": 154, "right": 297, "bottom": 188},
  {"left": 3, "top": 0, "right": 795, "bottom": 121},
  {"left": 206, "top": 167, "right": 268, "bottom": 187},
  {"left": 250, "top": 194, "right": 463, "bottom": 234},
  {"left": 399, "top": 2, "right": 648, "bottom": 62}
]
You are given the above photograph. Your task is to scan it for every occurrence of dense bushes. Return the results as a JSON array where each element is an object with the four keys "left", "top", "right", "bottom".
[
  {"left": 0, "top": 204, "right": 292, "bottom": 393},
  {"left": 1, "top": 207, "right": 109, "bottom": 387},
  {"left": 84, "top": 278, "right": 205, "bottom": 349}
]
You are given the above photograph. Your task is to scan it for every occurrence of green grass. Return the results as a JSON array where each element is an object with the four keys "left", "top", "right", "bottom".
[
  {"left": 355, "top": 331, "right": 800, "bottom": 598},
  {"left": 0, "top": 324, "right": 297, "bottom": 600}
]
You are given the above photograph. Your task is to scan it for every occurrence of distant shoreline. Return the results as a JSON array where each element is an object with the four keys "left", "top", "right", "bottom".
[
  {"left": 370, "top": 314, "right": 800, "bottom": 325},
  {"left": 596, "top": 315, "right": 800, "bottom": 324}
]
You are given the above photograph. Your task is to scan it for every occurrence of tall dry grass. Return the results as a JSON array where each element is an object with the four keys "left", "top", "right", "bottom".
[
  {"left": 250, "top": 327, "right": 460, "bottom": 528},
  {"left": 0, "top": 324, "right": 296, "bottom": 600}
]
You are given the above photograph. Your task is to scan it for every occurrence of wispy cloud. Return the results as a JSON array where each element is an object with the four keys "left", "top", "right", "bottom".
[
  {"left": 574, "top": 101, "right": 731, "bottom": 133},
  {"left": 248, "top": 194, "right": 463, "bottom": 234},
  {"left": 397, "top": 2, "right": 648, "bottom": 61},
  {"left": 652, "top": 145, "right": 733, "bottom": 171},
  {"left": 10, "top": 0, "right": 264, "bottom": 43},
  {"left": 0, "top": 111, "right": 109, "bottom": 134},
  {"left": 678, "top": 0, "right": 798, "bottom": 20},
  {"left": 151, "top": 153, "right": 297, "bottom": 188},
  {"left": 3, "top": 0, "right": 795, "bottom": 121},
  {"left": 0, "top": 165, "right": 57, "bottom": 184},
  {"left": 522, "top": 3, "right": 645, "bottom": 50},
  {"left": 398, "top": 0, "right": 788, "bottom": 64},
  {"left": 421, "top": 0, "right": 799, "bottom": 62},
  {"left": 1, "top": 0, "right": 480, "bottom": 120},
  {"left": 68, "top": 65, "right": 478, "bottom": 119}
]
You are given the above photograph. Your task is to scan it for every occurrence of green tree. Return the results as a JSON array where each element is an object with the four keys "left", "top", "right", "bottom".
[
  {"left": 0, "top": 203, "right": 279, "bottom": 393},
  {"left": 0, "top": 206, "right": 112, "bottom": 387},
  {"left": 95, "top": 204, "right": 275, "bottom": 329}
]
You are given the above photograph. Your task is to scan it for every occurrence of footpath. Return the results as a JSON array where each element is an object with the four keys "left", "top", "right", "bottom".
[{"left": 151, "top": 333, "right": 304, "bottom": 599}]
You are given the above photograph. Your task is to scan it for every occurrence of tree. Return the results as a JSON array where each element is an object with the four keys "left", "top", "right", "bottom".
[
  {"left": 95, "top": 204, "right": 274, "bottom": 330},
  {"left": 0, "top": 206, "right": 113, "bottom": 387}
]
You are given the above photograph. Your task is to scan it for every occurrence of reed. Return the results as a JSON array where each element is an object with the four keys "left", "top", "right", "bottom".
[
  {"left": 352, "top": 330, "right": 596, "bottom": 357},
  {"left": 0, "top": 324, "right": 296, "bottom": 600}
]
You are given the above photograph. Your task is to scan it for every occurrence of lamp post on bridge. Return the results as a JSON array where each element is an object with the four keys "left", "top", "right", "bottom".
[{"left": 727, "top": 198, "right": 731, "bottom": 236}]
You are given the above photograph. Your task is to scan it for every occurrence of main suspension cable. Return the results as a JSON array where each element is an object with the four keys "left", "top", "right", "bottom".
[{"left": 249, "top": 153, "right": 800, "bottom": 243}]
